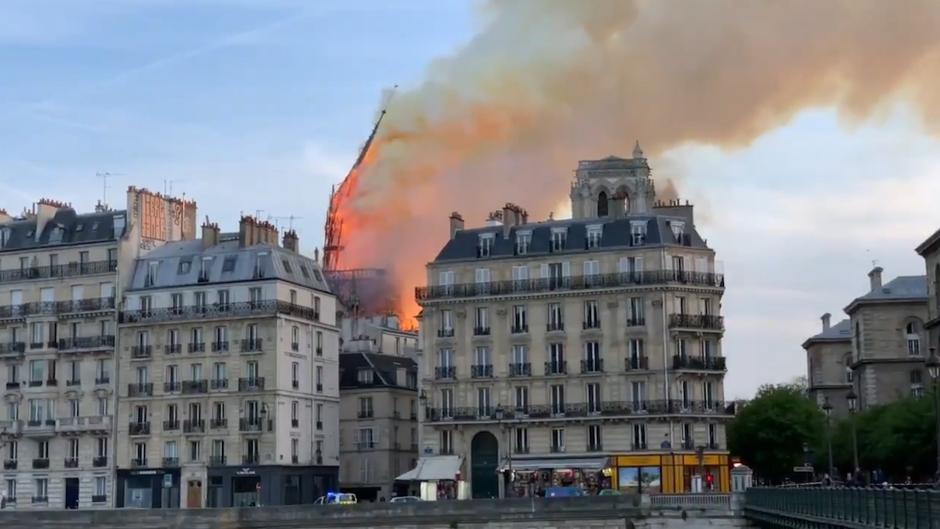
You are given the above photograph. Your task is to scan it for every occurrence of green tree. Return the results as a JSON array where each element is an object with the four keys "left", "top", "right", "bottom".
[{"left": 727, "top": 383, "right": 825, "bottom": 483}]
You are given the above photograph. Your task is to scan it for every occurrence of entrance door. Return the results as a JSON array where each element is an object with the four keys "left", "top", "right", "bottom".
[
  {"left": 65, "top": 478, "right": 79, "bottom": 509},
  {"left": 470, "top": 431, "right": 499, "bottom": 499},
  {"left": 186, "top": 480, "right": 202, "bottom": 508}
]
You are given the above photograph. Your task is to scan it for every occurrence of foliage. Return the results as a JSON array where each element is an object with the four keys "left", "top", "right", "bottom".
[{"left": 727, "top": 383, "right": 825, "bottom": 483}]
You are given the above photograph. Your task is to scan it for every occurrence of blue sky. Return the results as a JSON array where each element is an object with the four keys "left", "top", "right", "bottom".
[{"left": 2, "top": 1, "right": 940, "bottom": 398}]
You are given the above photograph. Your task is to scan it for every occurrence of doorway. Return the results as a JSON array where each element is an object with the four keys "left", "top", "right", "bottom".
[
  {"left": 470, "top": 431, "right": 499, "bottom": 499},
  {"left": 65, "top": 478, "right": 79, "bottom": 509},
  {"left": 186, "top": 480, "right": 202, "bottom": 508}
]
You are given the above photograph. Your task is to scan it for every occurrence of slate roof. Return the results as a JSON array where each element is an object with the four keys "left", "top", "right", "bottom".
[
  {"left": 844, "top": 275, "right": 927, "bottom": 313},
  {"left": 126, "top": 238, "right": 332, "bottom": 293},
  {"left": 433, "top": 214, "right": 707, "bottom": 263},
  {"left": 0, "top": 209, "right": 126, "bottom": 253},
  {"left": 803, "top": 319, "right": 851, "bottom": 348},
  {"left": 339, "top": 351, "right": 417, "bottom": 390}
]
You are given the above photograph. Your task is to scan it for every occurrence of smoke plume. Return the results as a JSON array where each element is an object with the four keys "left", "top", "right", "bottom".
[{"left": 332, "top": 0, "right": 940, "bottom": 321}]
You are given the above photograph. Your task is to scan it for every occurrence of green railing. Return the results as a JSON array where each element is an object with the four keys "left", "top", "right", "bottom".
[{"left": 746, "top": 487, "right": 940, "bottom": 529}]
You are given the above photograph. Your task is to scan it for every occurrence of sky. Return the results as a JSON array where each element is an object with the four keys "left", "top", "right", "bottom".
[{"left": 2, "top": 0, "right": 940, "bottom": 399}]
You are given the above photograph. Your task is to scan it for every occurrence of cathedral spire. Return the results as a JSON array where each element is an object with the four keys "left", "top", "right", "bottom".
[{"left": 633, "top": 140, "right": 644, "bottom": 159}]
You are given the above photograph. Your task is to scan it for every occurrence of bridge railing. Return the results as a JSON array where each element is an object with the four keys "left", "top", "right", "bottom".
[
  {"left": 746, "top": 487, "right": 940, "bottom": 529},
  {"left": 650, "top": 493, "right": 731, "bottom": 509}
]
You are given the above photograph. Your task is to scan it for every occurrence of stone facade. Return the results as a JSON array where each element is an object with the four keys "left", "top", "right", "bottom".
[
  {"left": 916, "top": 228, "right": 940, "bottom": 355},
  {"left": 803, "top": 315, "right": 852, "bottom": 415},
  {"left": 416, "top": 151, "right": 732, "bottom": 497}
]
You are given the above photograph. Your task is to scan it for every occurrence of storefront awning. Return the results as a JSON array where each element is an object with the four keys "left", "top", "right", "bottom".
[
  {"left": 505, "top": 456, "right": 610, "bottom": 471},
  {"left": 395, "top": 455, "right": 463, "bottom": 482}
]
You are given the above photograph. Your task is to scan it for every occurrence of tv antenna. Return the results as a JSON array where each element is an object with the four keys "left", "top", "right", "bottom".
[
  {"left": 163, "top": 178, "right": 186, "bottom": 196},
  {"left": 96, "top": 172, "right": 124, "bottom": 206},
  {"left": 269, "top": 215, "right": 304, "bottom": 231}
]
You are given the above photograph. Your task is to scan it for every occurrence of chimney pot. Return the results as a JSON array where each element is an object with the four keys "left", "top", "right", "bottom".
[
  {"left": 449, "top": 212, "right": 464, "bottom": 240},
  {"left": 282, "top": 229, "right": 299, "bottom": 253},
  {"left": 201, "top": 218, "right": 220, "bottom": 249},
  {"left": 868, "top": 266, "right": 884, "bottom": 292},
  {"left": 821, "top": 313, "right": 831, "bottom": 332}
]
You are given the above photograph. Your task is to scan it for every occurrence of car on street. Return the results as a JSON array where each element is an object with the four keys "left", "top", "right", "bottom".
[{"left": 389, "top": 496, "right": 421, "bottom": 503}]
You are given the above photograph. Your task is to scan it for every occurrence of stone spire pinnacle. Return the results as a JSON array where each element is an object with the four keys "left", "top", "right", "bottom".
[{"left": 633, "top": 140, "right": 644, "bottom": 159}]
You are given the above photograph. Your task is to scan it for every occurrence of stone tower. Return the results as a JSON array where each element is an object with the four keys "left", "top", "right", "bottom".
[{"left": 569, "top": 141, "right": 657, "bottom": 219}]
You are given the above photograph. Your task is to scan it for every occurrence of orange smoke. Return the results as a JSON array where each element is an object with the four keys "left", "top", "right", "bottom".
[{"left": 330, "top": 0, "right": 940, "bottom": 324}]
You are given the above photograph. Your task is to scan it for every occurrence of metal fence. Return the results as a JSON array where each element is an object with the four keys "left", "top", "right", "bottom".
[
  {"left": 650, "top": 493, "right": 731, "bottom": 509},
  {"left": 746, "top": 487, "right": 940, "bottom": 529}
]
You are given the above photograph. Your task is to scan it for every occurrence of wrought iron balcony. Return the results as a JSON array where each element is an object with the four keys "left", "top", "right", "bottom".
[
  {"left": 32, "top": 458, "right": 49, "bottom": 469},
  {"left": 291, "top": 342, "right": 299, "bottom": 351},
  {"left": 424, "top": 399, "right": 731, "bottom": 423},
  {"left": 212, "top": 341, "right": 229, "bottom": 352},
  {"left": 669, "top": 313, "right": 724, "bottom": 331},
  {"left": 210, "top": 418, "right": 228, "bottom": 429},
  {"left": 237, "top": 377, "right": 264, "bottom": 391},
  {"left": 131, "top": 458, "right": 147, "bottom": 468},
  {"left": 471, "top": 364, "right": 493, "bottom": 378},
  {"left": 239, "top": 418, "right": 263, "bottom": 432},
  {"left": 357, "top": 409, "right": 374, "bottom": 419},
  {"left": 473, "top": 326, "right": 491, "bottom": 336},
  {"left": 57, "top": 297, "right": 116, "bottom": 314},
  {"left": 165, "top": 344, "right": 182, "bottom": 355},
  {"left": 436, "top": 328, "right": 455, "bottom": 338},
  {"left": 508, "top": 362, "right": 531, "bottom": 377},
  {"left": 241, "top": 338, "right": 263, "bottom": 353},
  {"left": 544, "top": 360, "right": 567, "bottom": 375},
  {"left": 129, "top": 422, "right": 151, "bottom": 435},
  {"left": 164, "top": 381, "right": 181, "bottom": 393},
  {"left": 131, "top": 345, "right": 152, "bottom": 358},
  {"left": 182, "top": 380, "right": 208, "bottom": 394},
  {"left": 356, "top": 441, "right": 376, "bottom": 450},
  {"left": 64, "top": 457, "right": 79, "bottom": 468},
  {"left": 550, "top": 444, "right": 566, "bottom": 454},
  {"left": 45, "top": 378, "right": 57, "bottom": 386},
  {"left": 434, "top": 366, "right": 456, "bottom": 380},
  {"left": 183, "top": 419, "right": 205, "bottom": 433},
  {"left": 5, "top": 381, "right": 19, "bottom": 389},
  {"left": 581, "top": 358, "right": 604, "bottom": 373},
  {"left": 128, "top": 383, "right": 153, "bottom": 397},
  {"left": 188, "top": 342, "right": 205, "bottom": 353},
  {"left": 546, "top": 322, "right": 565, "bottom": 332},
  {"left": 31, "top": 496, "right": 48, "bottom": 504},
  {"left": 95, "top": 376, "right": 110, "bottom": 385},
  {"left": 3, "top": 459, "right": 16, "bottom": 470},
  {"left": 626, "top": 317, "right": 645, "bottom": 327},
  {"left": 510, "top": 324, "right": 528, "bottom": 334},
  {"left": 120, "top": 300, "right": 321, "bottom": 324},
  {"left": 161, "top": 457, "right": 180, "bottom": 467},
  {"left": 56, "top": 335, "right": 114, "bottom": 352},
  {"left": 587, "top": 443, "right": 603, "bottom": 452},
  {"left": 210, "top": 378, "right": 228, "bottom": 390},
  {"left": 163, "top": 420, "right": 180, "bottom": 431},
  {"left": 242, "top": 454, "right": 260, "bottom": 465},
  {"left": 625, "top": 356, "right": 649, "bottom": 371},
  {"left": 92, "top": 494, "right": 107, "bottom": 503},
  {"left": 416, "top": 270, "right": 725, "bottom": 301},
  {"left": 0, "top": 342, "right": 25, "bottom": 356},
  {"left": 93, "top": 456, "right": 107, "bottom": 467},
  {"left": 209, "top": 455, "right": 227, "bottom": 466},
  {"left": 672, "top": 355, "right": 727, "bottom": 371},
  {"left": 583, "top": 320, "right": 601, "bottom": 330}
]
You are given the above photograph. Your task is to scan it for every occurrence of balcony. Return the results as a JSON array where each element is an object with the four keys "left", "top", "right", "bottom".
[
  {"left": 46, "top": 340, "right": 59, "bottom": 349},
  {"left": 120, "top": 300, "right": 322, "bottom": 324},
  {"left": 58, "top": 335, "right": 116, "bottom": 352},
  {"left": 93, "top": 456, "right": 107, "bottom": 467},
  {"left": 211, "top": 341, "right": 229, "bottom": 353},
  {"left": 0, "top": 342, "right": 25, "bottom": 357},
  {"left": 471, "top": 364, "right": 493, "bottom": 378},
  {"left": 625, "top": 356, "right": 649, "bottom": 371},
  {"left": 162, "top": 457, "right": 180, "bottom": 467},
  {"left": 241, "top": 338, "right": 263, "bottom": 353},
  {"left": 32, "top": 458, "right": 49, "bottom": 469},
  {"left": 211, "top": 378, "right": 228, "bottom": 390},
  {"left": 626, "top": 317, "right": 646, "bottom": 327},
  {"left": 416, "top": 270, "right": 725, "bottom": 302},
  {"left": 436, "top": 328, "right": 455, "bottom": 338},
  {"left": 23, "top": 419, "right": 55, "bottom": 436},
  {"left": 550, "top": 445, "right": 566, "bottom": 454},
  {"left": 182, "top": 380, "right": 208, "bottom": 394},
  {"left": 508, "top": 363, "right": 531, "bottom": 377},
  {"left": 669, "top": 314, "right": 724, "bottom": 332},
  {"left": 29, "top": 342, "right": 44, "bottom": 350},
  {"left": 632, "top": 443, "right": 648, "bottom": 450},
  {"left": 510, "top": 324, "right": 528, "bottom": 334},
  {"left": 242, "top": 454, "right": 260, "bottom": 465},
  {"left": 587, "top": 443, "right": 603, "bottom": 452},
  {"left": 164, "top": 381, "right": 181, "bottom": 393},
  {"left": 357, "top": 409, "right": 374, "bottom": 419},
  {"left": 56, "top": 416, "right": 112, "bottom": 434},
  {"left": 434, "top": 366, "right": 456, "bottom": 380},
  {"left": 546, "top": 322, "right": 565, "bottom": 332},
  {"left": 57, "top": 297, "right": 116, "bottom": 314},
  {"left": 128, "top": 383, "right": 153, "bottom": 397},
  {"left": 356, "top": 441, "right": 376, "bottom": 450},
  {"left": 28, "top": 380, "right": 42, "bottom": 387},
  {"left": 163, "top": 420, "right": 180, "bottom": 431},
  {"left": 45, "top": 378, "right": 58, "bottom": 386},
  {"left": 131, "top": 345, "right": 152, "bottom": 359},
  {"left": 291, "top": 342, "right": 299, "bottom": 352},
  {"left": 165, "top": 344, "right": 182, "bottom": 355},
  {"left": 66, "top": 378, "right": 81, "bottom": 387},
  {"left": 582, "top": 320, "right": 601, "bottom": 330},
  {"left": 92, "top": 495, "right": 107, "bottom": 503},
  {"left": 209, "top": 455, "right": 227, "bottom": 466},
  {"left": 0, "top": 259, "right": 116, "bottom": 284},
  {"left": 239, "top": 418, "right": 263, "bottom": 432},
  {"left": 472, "top": 326, "right": 491, "bottom": 336},
  {"left": 672, "top": 355, "right": 727, "bottom": 371},
  {"left": 316, "top": 383, "right": 323, "bottom": 393},
  {"left": 291, "top": 419, "right": 299, "bottom": 428},
  {"left": 316, "top": 421, "right": 323, "bottom": 431},
  {"left": 96, "top": 376, "right": 111, "bottom": 385},
  {"left": 31, "top": 496, "right": 48, "bottom": 504},
  {"left": 210, "top": 418, "right": 228, "bottom": 429},
  {"left": 292, "top": 380, "right": 299, "bottom": 389},
  {"left": 3, "top": 459, "right": 16, "bottom": 470},
  {"left": 129, "top": 422, "right": 151, "bottom": 435},
  {"left": 316, "top": 347, "right": 323, "bottom": 357},
  {"left": 188, "top": 342, "right": 206, "bottom": 353},
  {"left": 237, "top": 377, "right": 264, "bottom": 391},
  {"left": 131, "top": 458, "right": 147, "bottom": 468},
  {"left": 5, "top": 381, "right": 19, "bottom": 389},
  {"left": 423, "top": 399, "right": 731, "bottom": 423},
  {"left": 581, "top": 358, "right": 604, "bottom": 374},
  {"left": 184, "top": 420, "right": 205, "bottom": 433},
  {"left": 544, "top": 360, "right": 567, "bottom": 376},
  {"left": 64, "top": 457, "right": 79, "bottom": 468}
]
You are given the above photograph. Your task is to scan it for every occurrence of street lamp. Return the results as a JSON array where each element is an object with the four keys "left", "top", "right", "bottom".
[
  {"left": 846, "top": 389, "right": 860, "bottom": 483},
  {"left": 494, "top": 405, "right": 506, "bottom": 498},
  {"left": 926, "top": 348, "right": 940, "bottom": 484},
  {"left": 822, "top": 397, "right": 834, "bottom": 484}
]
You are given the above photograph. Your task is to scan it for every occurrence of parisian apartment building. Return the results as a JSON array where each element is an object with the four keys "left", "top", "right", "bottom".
[
  {"left": 415, "top": 145, "right": 732, "bottom": 499},
  {"left": 337, "top": 318, "right": 419, "bottom": 501},
  {"left": 916, "top": 230, "right": 940, "bottom": 368},
  {"left": 0, "top": 188, "right": 196, "bottom": 510},
  {"left": 804, "top": 266, "right": 929, "bottom": 415},
  {"left": 114, "top": 216, "right": 340, "bottom": 508}
]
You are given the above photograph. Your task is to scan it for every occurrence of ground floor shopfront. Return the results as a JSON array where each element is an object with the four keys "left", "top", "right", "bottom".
[{"left": 116, "top": 465, "right": 338, "bottom": 508}]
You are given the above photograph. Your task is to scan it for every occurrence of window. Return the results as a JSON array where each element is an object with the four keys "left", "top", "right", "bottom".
[
  {"left": 30, "top": 359, "right": 45, "bottom": 381},
  {"left": 906, "top": 322, "right": 921, "bottom": 356},
  {"left": 512, "top": 305, "right": 527, "bottom": 332},
  {"left": 5, "top": 479, "right": 14, "bottom": 501},
  {"left": 358, "top": 428, "right": 374, "bottom": 448},
  {"left": 95, "top": 477, "right": 107, "bottom": 498},
  {"left": 440, "top": 430, "right": 453, "bottom": 454},
  {"left": 583, "top": 260, "right": 600, "bottom": 285},
  {"left": 548, "top": 343, "right": 565, "bottom": 373},
  {"left": 473, "top": 346, "right": 490, "bottom": 369},
  {"left": 632, "top": 424, "right": 647, "bottom": 449},
  {"left": 212, "top": 439, "right": 225, "bottom": 459},
  {"left": 676, "top": 338, "right": 688, "bottom": 360},
  {"left": 478, "top": 233, "right": 494, "bottom": 257},
  {"left": 681, "top": 380, "right": 692, "bottom": 408},
  {"left": 190, "top": 441, "right": 201, "bottom": 462},
  {"left": 246, "top": 360, "right": 259, "bottom": 380},
  {"left": 214, "top": 326, "right": 227, "bottom": 349},
  {"left": 289, "top": 289, "right": 297, "bottom": 305},
  {"left": 439, "top": 310, "right": 454, "bottom": 335},
  {"left": 630, "top": 221, "right": 647, "bottom": 245},
  {"left": 34, "top": 478, "right": 48, "bottom": 499},
  {"left": 315, "top": 366, "right": 323, "bottom": 391},
  {"left": 167, "top": 404, "right": 178, "bottom": 423},
  {"left": 675, "top": 295, "right": 687, "bottom": 314},
  {"left": 38, "top": 440, "right": 49, "bottom": 459},
  {"left": 547, "top": 303, "right": 563, "bottom": 330},
  {"left": 631, "top": 381, "right": 647, "bottom": 410},
  {"left": 146, "top": 261, "right": 159, "bottom": 286},
  {"left": 513, "top": 427, "right": 529, "bottom": 453},
  {"left": 282, "top": 259, "right": 293, "bottom": 274},
  {"left": 316, "top": 331, "right": 323, "bottom": 355},
  {"left": 216, "top": 289, "right": 229, "bottom": 308},
  {"left": 586, "top": 383, "right": 601, "bottom": 414},
  {"left": 551, "top": 428, "right": 565, "bottom": 452},
  {"left": 514, "top": 386, "right": 529, "bottom": 413},
  {"left": 670, "top": 220, "right": 686, "bottom": 242},
  {"left": 441, "top": 389, "right": 454, "bottom": 417},
  {"left": 291, "top": 326, "right": 300, "bottom": 350},
  {"left": 629, "top": 297, "right": 645, "bottom": 325},
  {"left": 291, "top": 401, "right": 299, "bottom": 425},
  {"left": 291, "top": 438, "right": 299, "bottom": 461},
  {"left": 69, "top": 399, "right": 79, "bottom": 418},
  {"left": 199, "top": 257, "right": 212, "bottom": 281},
  {"left": 511, "top": 344, "right": 528, "bottom": 366},
  {"left": 628, "top": 339, "right": 645, "bottom": 369},
  {"left": 584, "top": 342, "right": 601, "bottom": 372},
  {"left": 708, "top": 424, "right": 718, "bottom": 447},
  {"left": 551, "top": 385, "right": 565, "bottom": 415},
  {"left": 477, "top": 387, "right": 491, "bottom": 417},
  {"left": 586, "top": 225, "right": 603, "bottom": 248},
  {"left": 165, "top": 440, "right": 178, "bottom": 459},
  {"left": 166, "top": 365, "right": 178, "bottom": 384},
  {"left": 437, "top": 349, "right": 453, "bottom": 368},
  {"left": 194, "top": 291, "right": 207, "bottom": 310},
  {"left": 213, "top": 401, "right": 225, "bottom": 421},
  {"left": 291, "top": 362, "right": 299, "bottom": 388},
  {"left": 97, "top": 437, "right": 109, "bottom": 458},
  {"left": 474, "top": 307, "right": 489, "bottom": 332},
  {"left": 313, "top": 296, "right": 321, "bottom": 319},
  {"left": 550, "top": 228, "right": 567, "bottom": 251},
  {"left": 588, "top": 425, "right": 602, "bottom": 450},
  {"left": 222, "top": 255, "right": 237, "bottom": 272},
  {"left": 682, "top": 423, "right": 694, "bottom": 448},
  {"left": 97, "top": 397, "right": 109, "bottom": 416},
  {"left": 316, "top": 404, "right": 323, "bottom": 430},
  {"left": 516, "top": 231, "right": 532, "bottom": 255}
]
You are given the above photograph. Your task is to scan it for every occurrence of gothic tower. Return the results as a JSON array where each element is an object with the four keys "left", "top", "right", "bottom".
[{"left": 569, "top": 141, "right": 657, "bottom": 219}]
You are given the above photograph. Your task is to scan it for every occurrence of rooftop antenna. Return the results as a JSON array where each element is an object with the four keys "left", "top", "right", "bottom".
[
  {"left": 163, "top": 178, "right": 185, "bottom": 196},
  {"left": 268, "top": 215, "right": 304, "bottom": 231},
  {"left": 96, "top": 171, "right": 123, "bottom": 206}
]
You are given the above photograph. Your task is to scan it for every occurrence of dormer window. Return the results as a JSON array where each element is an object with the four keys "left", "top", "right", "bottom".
[
  {"left": 0, "top": 228, "right": 9, "bottom": 248},
  {"left": 670, "top": 221, "right": 686, "bottom": 243},
  {"left": 630, "top": 221, "right": 647, "bottom": 246},
  {"left": 478, "top": 233, "right": 495, "bottom": 258},
  {"left": 586, "top": 225, "right": 603, "bottom": 249},
  {"left": 198, "top": 257, "right": 213, "bottom": 282},
  {"left": 550, "top": 228, "right": 567, "bottom": 252},
  {"left": 112, "top": 214, "right": 126, "bottom": 239},
  {"left": 254, "top": 252, "right": 267, "bottom": 278},
  {"left": 49, "top": 226, "right": 64, "bottom": 243},
  {"left": 516, "top": 231, "right": 532, "bottom": 255},
  {"left": 357, "top": 369, "right": 374, "bottom": 384},
  {"left": 145, "top": 261, "right": 159, "bottom": 287}
]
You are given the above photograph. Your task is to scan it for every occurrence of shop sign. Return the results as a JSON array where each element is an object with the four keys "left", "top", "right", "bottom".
[{"left": 236, "top": 468, "right": 256, "bottom": 475}]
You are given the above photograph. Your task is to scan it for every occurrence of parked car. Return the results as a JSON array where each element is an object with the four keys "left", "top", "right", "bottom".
[
  {"left": 389, "top": 496, "right": 421, "bottom": 503},
  {"left": 315, "top": 492, "right": 358, "bottom": 505},
  {"left": 545, "top": 486, "right": 584, "bottom": 498}
]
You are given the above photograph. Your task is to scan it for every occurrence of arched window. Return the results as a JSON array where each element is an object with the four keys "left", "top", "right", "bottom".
[
  {"left": 905, "top": 321, "right": 921, "bottom": 356},
  {"left": 597, "top": 191, "right": 609, "bottom": 217}
]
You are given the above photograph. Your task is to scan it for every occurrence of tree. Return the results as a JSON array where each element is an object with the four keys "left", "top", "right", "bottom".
[{"left": 727, "top": 383, "right": 825, "bottom": 483}]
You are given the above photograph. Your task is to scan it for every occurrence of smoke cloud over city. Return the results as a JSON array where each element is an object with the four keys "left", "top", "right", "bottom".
[{"left": 330, "top": 0, "right": 940, "bottom": 321}]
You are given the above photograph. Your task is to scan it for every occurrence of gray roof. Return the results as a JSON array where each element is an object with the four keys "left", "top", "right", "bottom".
[
  {"left": 339, "top": 351, "right": 417, "bottom": 389},
  {"left": 0, "top": 209, "right": 126, "bottom": 253},
  {"left": 803, "top": 318, "right": 851, "bottom": 347},
  {"left": 433, "top": 214, "right": 707, "bottom": 263},
  {"left": 844, "top": 275, "right": 927, "bottom": 314},
  {"left": 127, "top": 239, "right": 332, "bottom": 293}
]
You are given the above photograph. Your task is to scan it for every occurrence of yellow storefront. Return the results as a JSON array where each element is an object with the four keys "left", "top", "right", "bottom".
[{"left": 610, "top": 452, "right": 730, "bottom": 494}]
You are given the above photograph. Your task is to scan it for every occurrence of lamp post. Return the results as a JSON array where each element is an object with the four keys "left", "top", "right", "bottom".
[
  {"left": 495, "top": 405, "right": 505, "bottom": 498},
  {"left": 846, "top": 389, "right": 860, "bottom": 483},
  {"left": 926, "top": 348, "right": 940, "bottom": 485},
  {"left": 822, "top": 397, "right": 834, "bottom": 483}
]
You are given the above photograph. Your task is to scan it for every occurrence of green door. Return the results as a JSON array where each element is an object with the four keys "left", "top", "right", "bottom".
[{"left": 471, "top": 431, "right": 499, "bottom": 499}]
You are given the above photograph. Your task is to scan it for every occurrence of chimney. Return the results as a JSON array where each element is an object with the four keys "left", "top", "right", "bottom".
[
  {"left": 821, "top": 313, "right": 831, "bottom": 332},
  {"left": 449, "top": 212, "right": 464, "bottom": 240},
  {"left": 282, "top": 229, "right": 299, "bottom": 253},
  {"left": 239, "top": 215, "right": 256, "bottom": 247},
  {"left": 201, "top": 217, "right": 220, "bottom": 249},
  {"left": 0, "top": 209, "right": 11, "bottom": 224},
  {"left": 35, "top": 198, "right": 70, "bottom": 242},
  {"left": 868, "top": 266, "right": 884, "bottom": 292}
]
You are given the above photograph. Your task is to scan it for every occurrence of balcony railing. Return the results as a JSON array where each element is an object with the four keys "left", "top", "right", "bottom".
[
  {"left": 545, "top": 360, "right": 567, "bottom": 375},
  {"left": 508, "top": 363, "right": 531, "bottom": 377},
  {"left": 357, "top": 410, "right": 374, "bottom": 419},
  {"left": 626, "top": 317, "right": 646, "bottom": 327},
  {"left": 131, "top": 345, "right": 152, "bottom": 358},
  {"left": 210, "top": 378, "right": 228, "bottom": 390},
  {"left": 0, "top": 260, "right": 116, "bottom": 284},
  {"left": 212, "top": 341, "right": 229, "bottom": 352},
  {"left": 184, "top": 419, "right": 205, "bottom": 433},
  {"left": 182, "top": 380, "right": 208, "bottom": 394},
  {"left": 241, "top": 338, "right": 263, "bottom": 353},
  {"left": 210, "top": 418, "right": 227, "bottom": 429},
  {"left": 57, "top": 297, "right": 116, "bottom": 314},
  {"left": 120, "top": 300, "right": 322, "bottom": 324},
  {"left": 209, "top": 455, "right": 227, "bottom": 466},
  {"left": 471, "top": 364, "right": 493, "bottom": 378},
  {"left": 32, "top": 458, "right": 49, "bottom": 469},
  {"left": 581, "top": 358, "right": 604, "bottom": 373},
  {"left": 237, "top": 377, "right": 264, "bottom": 391},
  {"left": 625, "top": 356, "right": 649, "bottom": 371},
  {"left": 510, "top": 324, "right": 528, "bottom": 334},
  {"left": 425, "top": 399, "right": 730, "bottom": 422},
  {"left": 131, "top": 458, "right": 147, "bottom": 468},
  {"left": 0, "top": 342, "right": 25, "bottom": 356},
  {"left": 434, "top": 366, "right": 456, "bottom": 380},
  {"left": 128, "top": 383, "right": 153, "bottom": 397},
  {"left": 436, "top": 328, "right": 455, "bottom": 338},
  {"left": 129, "top": 422, "right": 151, "bottom": 435},
  {"left": 473, "top": 326, "right": 491, "bottom": 336},
  {"left": 58, "top": 335, "right": 115, "bottom": 351},
  {"left": 5, "top": 382, "right": 19, "bottom": 389},
  {"left": 242, "top": 455, "right": 259, "bottom": 465},
  {"left": 64, "top": 457, "right": 79, "bottom": 468},
  {"left": 93, "top": 456, "right": 107, "bottom": 467},
  {"left": 164, "top": 381, "right": 181, "bottom": 393},
  {"left": 672, "top": 355, "right": 727, "bottom": 371},
  {"left": 416, "top": 270, "right": 725, "bottom": 301},
  {"left": 546, "top": 322, "right": 564, "bottom": 332},
  {"left": 163, "top": 420, "right": 180, "bottom": 431},
  {"left": 188, "top": 342, "right": 205, "bottom": 353},
  {"left": 92, "top": 494, "right": 107, "bottom": 503},
  {"left": 95, "top": 376, "right": 110, "bottom": 385},
  {"left": 669, "top": 314, "right": 725, "bottom": 331},
  {"left": 3, "top": 459, "right": 16, "bottom": 470},
  {"left": 583, "top": 320, "right": 601, "bottom": 330},
  {"left": 165, "top": 344, "right": 182, "bottom": 355},
  {"left": 239, "top": 418, "right": 263, "bottom": 432},
  {"left": 356, "top": 441, "right": 376, "bottom": 450}
]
